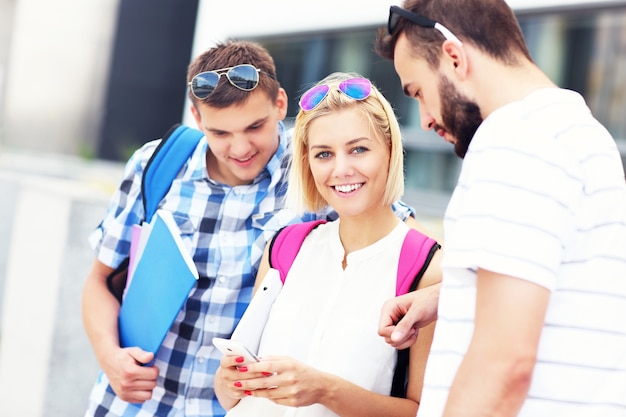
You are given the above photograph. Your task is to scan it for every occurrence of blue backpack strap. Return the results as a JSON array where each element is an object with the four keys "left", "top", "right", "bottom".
[
  {"left": 396, "top": 229, "right": 440, "bottom": 296},
  {"left": 268, "top": 220, "right": 327, "bottom": 283},
  {"left": 106, "top": 124, "right": 203, "bottom": 303},
  {"left": 141, "top": 123, "right": 204, "bottom": 221}
]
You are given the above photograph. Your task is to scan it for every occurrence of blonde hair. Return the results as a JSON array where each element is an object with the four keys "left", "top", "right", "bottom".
[{"left": 287, "top": 72, "right": 404, "bottom": 214}]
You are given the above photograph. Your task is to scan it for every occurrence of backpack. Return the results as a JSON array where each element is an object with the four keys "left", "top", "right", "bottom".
[
  {"left": 106, "top": 123, "right": 205, "bottom": 302},
  {"left": 267, "top": 220, "right": 440, "bottom": 398}
]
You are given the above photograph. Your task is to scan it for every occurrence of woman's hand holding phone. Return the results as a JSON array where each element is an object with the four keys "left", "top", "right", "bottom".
[{"left": 212, "top": 337, "right": 260, "bottom": 365}]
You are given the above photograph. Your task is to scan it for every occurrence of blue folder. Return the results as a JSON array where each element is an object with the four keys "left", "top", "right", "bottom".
[{"left": 118, "top": 210, "right": 199, "bottom": 356}]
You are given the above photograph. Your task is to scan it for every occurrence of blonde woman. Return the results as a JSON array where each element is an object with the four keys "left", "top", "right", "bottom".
[{"left": 214, "top": 72, "right": 441, "bottom": 417}]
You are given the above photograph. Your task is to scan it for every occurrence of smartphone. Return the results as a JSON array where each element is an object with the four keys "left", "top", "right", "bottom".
[{"left": 212, "top": 337, "right": 260, "bottom": 365}]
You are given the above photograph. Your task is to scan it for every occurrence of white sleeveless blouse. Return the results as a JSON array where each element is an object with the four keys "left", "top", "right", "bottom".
[{"left": 226, "top": 219, "right": 409, "bottom": 417}]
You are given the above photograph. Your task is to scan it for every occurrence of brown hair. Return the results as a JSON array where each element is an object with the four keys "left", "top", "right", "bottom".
[
  {"left": 375, "top": 0, "right": 532, "bottom": 69},
  {"left": 187, "top": 40, "right": 280, "bottom": 108}
]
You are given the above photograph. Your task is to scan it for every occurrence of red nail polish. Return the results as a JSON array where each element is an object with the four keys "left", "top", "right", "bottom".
[
  {"left": 235, "top": 356, "right": 245, "bottom": 363},
  {"left": 238, "top": 366, "right": 248, "bottom": 372},
  {"left": 262, "top": 372, "right": 273, "bottom": 376},
  {"left": 234, "top": 381, "right": 242, "bottom": 388},
  {"left": 244, "top": 390, "right": 252, "bottom": 396}
]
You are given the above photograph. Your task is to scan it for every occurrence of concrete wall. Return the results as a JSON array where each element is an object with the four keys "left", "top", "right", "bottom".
[{"left": 0, "top": 150, "right": 124, "bottom": 417}]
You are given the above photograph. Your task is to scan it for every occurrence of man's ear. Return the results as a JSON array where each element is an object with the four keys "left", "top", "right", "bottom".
[
  {"left": 441, "top": 40, "right": 469, "bottom": 80},
  {"left": 275, "top": 88, "right": 288, "bottom": 120}
]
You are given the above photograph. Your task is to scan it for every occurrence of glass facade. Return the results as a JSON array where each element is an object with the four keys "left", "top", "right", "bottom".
[{"left": 252, "top": 3, "right": 626, "bottom": 216}]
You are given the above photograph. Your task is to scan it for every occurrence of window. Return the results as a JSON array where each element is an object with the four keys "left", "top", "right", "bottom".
[{"left": 254, "top": 3, "right": 626, "bottom": 216}]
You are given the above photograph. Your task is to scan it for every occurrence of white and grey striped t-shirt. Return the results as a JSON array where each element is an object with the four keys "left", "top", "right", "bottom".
[{"left": 419, "top": 88, "right": 626, "bottom": 417}]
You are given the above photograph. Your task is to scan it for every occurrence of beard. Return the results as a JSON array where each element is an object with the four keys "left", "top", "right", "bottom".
[{"left": 438, "top": 75, "right": 483, "bottom": 158}]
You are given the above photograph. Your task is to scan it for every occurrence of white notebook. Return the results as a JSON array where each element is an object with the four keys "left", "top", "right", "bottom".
[{"left": 230, "top": 268, "right": 283, "bottom": 354}]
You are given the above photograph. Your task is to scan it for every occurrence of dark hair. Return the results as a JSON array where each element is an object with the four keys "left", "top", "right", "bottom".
[
  {"left": 187, "top": 39, "right": 280, "bottom": 108},
  {"left": 375, "top": 0, "right": 532, "bottom": 69}
]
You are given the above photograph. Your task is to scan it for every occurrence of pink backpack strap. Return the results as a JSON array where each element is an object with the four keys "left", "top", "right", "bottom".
[
  {"left": 396, "top": 229, "right": 440, "bottom": 296},
  {"left": 269, "top": 220, "right": 327, "bottom": 283}
]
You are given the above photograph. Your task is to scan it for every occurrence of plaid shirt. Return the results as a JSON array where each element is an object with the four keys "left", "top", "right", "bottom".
[
  {"left": 86, "top": 122, "right": 325, "bottom": 417},
  {"left": 85, "top": 123, "right": 412, "bottom": 417}
]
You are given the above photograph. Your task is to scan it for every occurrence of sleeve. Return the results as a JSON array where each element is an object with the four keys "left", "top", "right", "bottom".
[
  {"left": 392, "top": 199, "right": 416, "bottom": 221},
  {"left": 88, "top": 140, "right": 161, "bottom": 268}
]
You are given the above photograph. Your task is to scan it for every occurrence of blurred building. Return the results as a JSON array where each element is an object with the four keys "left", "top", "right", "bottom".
[
  {"left": 0, "top": 0, "right": 198, "bottom": 160},
  {"left": 209, "top": 0, "right": 626, "bottom": 218},
  {"left": 1, "top": 0, "right": 625, "bottom": 216}
]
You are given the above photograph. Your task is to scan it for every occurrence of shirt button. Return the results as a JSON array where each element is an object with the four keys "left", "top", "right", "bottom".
[
  {"left": 197, "top": 357, "right": 205, "bottom": 363},
  {"left": 208, "top": 316, "right": 216, "bottom": 323},
  {"left": 218, "top": 276, "right": 226, "bottom": 283}
]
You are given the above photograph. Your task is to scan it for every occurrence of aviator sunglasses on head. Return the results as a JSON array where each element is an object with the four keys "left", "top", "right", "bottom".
[
  {"left": 299, "top": 77, "right": 372, "bottom": 111},
  {"left": 387, "top": 5, "right": 462, "bottom": 45},
  {"left": 188, "top": 64, "right": 273, "bottom": 100}
]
